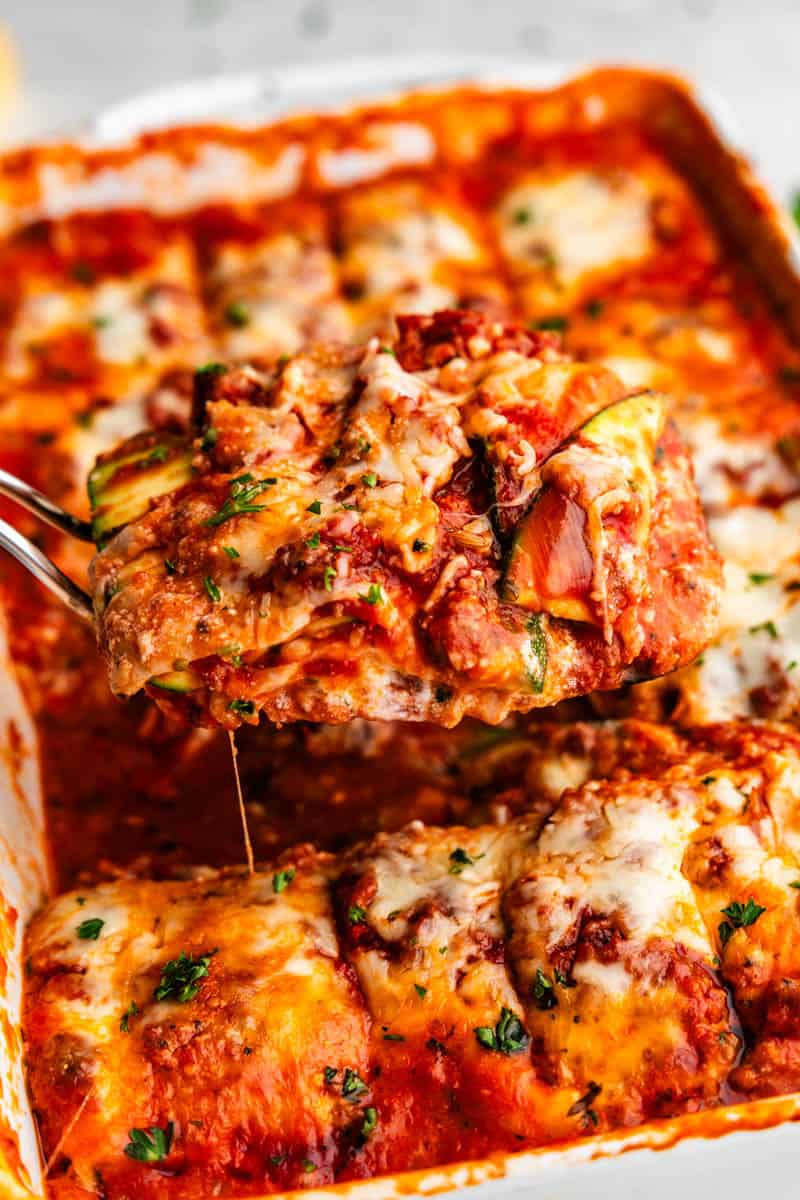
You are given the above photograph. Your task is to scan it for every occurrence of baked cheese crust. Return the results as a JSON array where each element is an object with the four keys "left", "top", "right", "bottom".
[
  {"left": 87, "top": 311, "right": 721, "bottom": 727},
  {"left": 25, "top": 721, "right": 800, "bottom": 1196}
]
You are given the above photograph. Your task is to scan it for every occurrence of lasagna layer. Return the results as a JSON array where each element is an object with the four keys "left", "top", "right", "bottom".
[
  {"left": 88, "top": 311, "right": 721, "bottom": 727},
  {"left": 25, "top": 720, "right": 800, "bottom": 1196}
]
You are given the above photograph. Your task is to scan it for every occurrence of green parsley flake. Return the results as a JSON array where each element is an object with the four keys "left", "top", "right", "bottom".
[
  {"left": 358, "top": 583, "right": 384, "bottom": 605},
  {"left": 748, "top": 572, "right": 774, "bottom": 585},
  {"left": 323, "top": 565, "right": 337, "bottom": 592},
  {"left": 414, "top": 984, "right": 427, "bottom": 999},
  {"left": 474, "top": 1006, "right": 529, "bottom": 1055},
  {"left": 222, "top": 545, "right": 240, "bottom": 559},
  {"left": 307, "top": 499, "right": 322, "bottom": 514},
  {"left": 206, "top": 475, "right": 276, "bottom": 527},
  {"left": 303, "top": 1160, "right": 317, "bottom": 1173},
  {"left": 124, "top": 1122, "right": 174, "bottom": 1163},
  {"left": 201, "top": 427, "right": 218, "bottom": 451},
  {"left": 164, "top": 558, "right": 177, "bottom": 575},
  {"left": 533, "top": 315, "right": 568, "bottom": 332},
  {"left": 512, "top": 208, "right": 532, "bottom": 225},
  {"left": 448, "top": 847, "right": 484, "bottom": 875},
  {"left": 360, "top": 1106, "right": 378, "bottom": 1139},
  {"left": 154, "top": 949, "right": 215, "bottom": 1003},
  {"left": 348, "top": 904, "right": 367, "bottom": 925},
  {"left": 306, "top": 531, "right": 321, "bottom": 549},
  {"left": 361, "top": 472, "right": 378, "bottom": 488},
  {"left": 532, "top": 968, "right": 558, "bottom": 1010},
  {"left": 718, "top": 897, "right": 766, "bottom": 946},
  {"left": 195, "top": 361, "right": 228, "bottom": 380},
  {"left": 224, "top": 301, "right": 250, "bottom": 328},
  {"left": 272, "top": 867, "right": 296, "bottom": 894},
  {"left": 412, "top": 539, "right": 430, "bottom": 553},
  {"left": 146, "top": 446, "right": 168, "bottom": 464},
  {"left": 204, "top": 575, "right": 221, "bottom": 603},
  {"left": 76, "top": 917, "right": 104, "bottom": 941},
  {"left": 120, "top": 1001, "right": 139, "bottom": 1033},
  {"left": 749, "top": 620, "right": 779, "bottom": 639},
  {"left": 228, "top": 698, "right": 256, "bottom": 716},
  {"left": 342, "top": 1068, "right": 369, "bottom": 1100}
]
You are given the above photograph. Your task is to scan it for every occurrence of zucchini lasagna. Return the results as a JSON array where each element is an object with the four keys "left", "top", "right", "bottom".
[
  {"left": 2, "top": 67, "right": 800, "bottom": 1200},
  {"left": 25, "top": 721, "right": 800, "bottom": 1196},
  {"left": 87, "top": 311, "right": 721, "bottom": 727}
]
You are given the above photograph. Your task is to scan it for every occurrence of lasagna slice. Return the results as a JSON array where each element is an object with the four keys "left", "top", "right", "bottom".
[
  {"left": 26, "top": 721, "right": 798, "bottom": 1197},
  {"left": 87, "top": 310, "right": 722, "bottom": 728}
]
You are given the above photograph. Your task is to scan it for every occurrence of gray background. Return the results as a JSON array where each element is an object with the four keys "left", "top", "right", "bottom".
[{"left": 1, "top": 0, "right": 798, "bottom": 202}]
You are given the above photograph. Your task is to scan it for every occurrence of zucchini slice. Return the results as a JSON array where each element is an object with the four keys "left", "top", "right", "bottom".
[
  {"left": 502, "top": 391, "right": 666, "bottom": 615},
  {"left": 147, "top": 668, "right": 203, "bottom": 693},
  {"left": 88, "top": 434, "right": 193, "bottom": 544}
]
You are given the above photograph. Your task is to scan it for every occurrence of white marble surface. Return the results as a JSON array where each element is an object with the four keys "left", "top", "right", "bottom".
[{"left": 2, "top": 0, "right": 798, "bottom": 205}]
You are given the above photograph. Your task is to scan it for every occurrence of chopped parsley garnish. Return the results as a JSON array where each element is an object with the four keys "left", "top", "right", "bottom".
[
  {"left": 360, "top": 1106, "right": 378, "bottom": 1139},
  {"left": 512, "top": 208, "right": 532, "bottom": 225},
  {"left": 718, "top": 897, "right": 766, "bottom": 946},
  {"left": 323, "top": 565, "right": 337, "bottom": 592},
  {"left": 554, "top": 969, "right": 574, "bottom": 988},
  {"left": 306, "top": 531, "right": 321, "bottom": 549},
  {"left": 791, "top": 881, "right": 800, "bottom": 890},
  {"left": 206, "top": 475, "right": 276, "bottom": 527},
  {"left": 357, "top": 437, "right": 372, "bottom": 455},
  {"left": 567, "top": 1081, "right": 602, "bottom": 1124},
  {"left": 324, "top": 1066, "right": 338, "bottom": 1083},
  {"left": 412, "top": 539, "right": 431, "bottom": 553},
  {"left": 272, "top": 867, "right": 295, "bottom": 894},
  {"left": 348, "top": 905, "right": 367, "bottom": 925},
  {"left": 76, "top": 917, "right": 104, "bottom": 941},
  {"left": 358, "top": 583, "right": 384, "bottom": 605},
  {"left": 749, "top": 620, "right": 779, "bottom": 639},
  {"left": 203, "top": 575, "right": 221, "bottom": 603},
  {"left": 222, "top": 545, "right": 240, "bottom": 559},
  {"left": 302, "top": 1160, "right": 317, "bottom": 1173},
  {"left": 124, "top": 1122, "right": 174, "bottom": 1162},
  {"left": 448, "top": 847, "right": 484, "bottom": 875},
  {"left": 748, "top": 572, "right": 774, "bottom": 585},
  {"left": 270, "top": 1152, "right": 286, "bottom": 1166},
  {"left": 414, "top": 984, "right": 428, "bottom": 999},
  {"left": 146, "top": 446, "right": 168, "bottom": 464},
  {"left": 533, "top": 315, "right": 568, "bottom": 332},
  {"left": 195, "top": 361, "right": 228, "bottom": 379},
  {"left": 228, "top": 698, "right": 256, "bottom": 716},
  {"left": 224, "top": 300, "right": 250, "bottom": 328},
  {"left": 377, "top": 345, "right": 396, "bottom": 356},
  {"left": 585, "top": 298, "right": 605, "bottom": 318},
  {"left": 333, "top": 543, "right": 352, "bottom": 553},
  {"left": 341, "top": 1068, "right": 369, "bottom": 1100},
  {"left": 532, "top": 968, "right": 558, "bottom": 1010},
  {"left": 201, "top": 427, "right": 218, "bottom": 451},
  {"left": 361, "top": 472, "right": 378, "bottom": 488},
  {"left": 164, "top": 558, "right": 177, "bottom": 575},
  {"left": 76, "top": 896, "right": 86, "bottom": 906},
  {"left": 701, "top": 775, "right": 717, "bottom": 785},
  {"left": 307, "top": 499, "right": 322, "bottom": 515},
  {"left": 474, "top": 1007, "right": 529, "bottom": 1055},
  {"left": 120, "top": 1001, "right": 139, "bottom": 1033},
  {"left": 383, "top": 1032, "right": 405, "bottom": 1042},
  {"left": 154, "top": 949, "right": 215, "bottom": 1003},
  {"left": 92, "top": 314, "right": 110, "bottom": 329}
]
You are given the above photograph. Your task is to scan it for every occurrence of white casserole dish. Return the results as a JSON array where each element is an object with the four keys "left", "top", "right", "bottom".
[{"left": 2, "top": 56, "right": 800, "bottom": 1200}]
